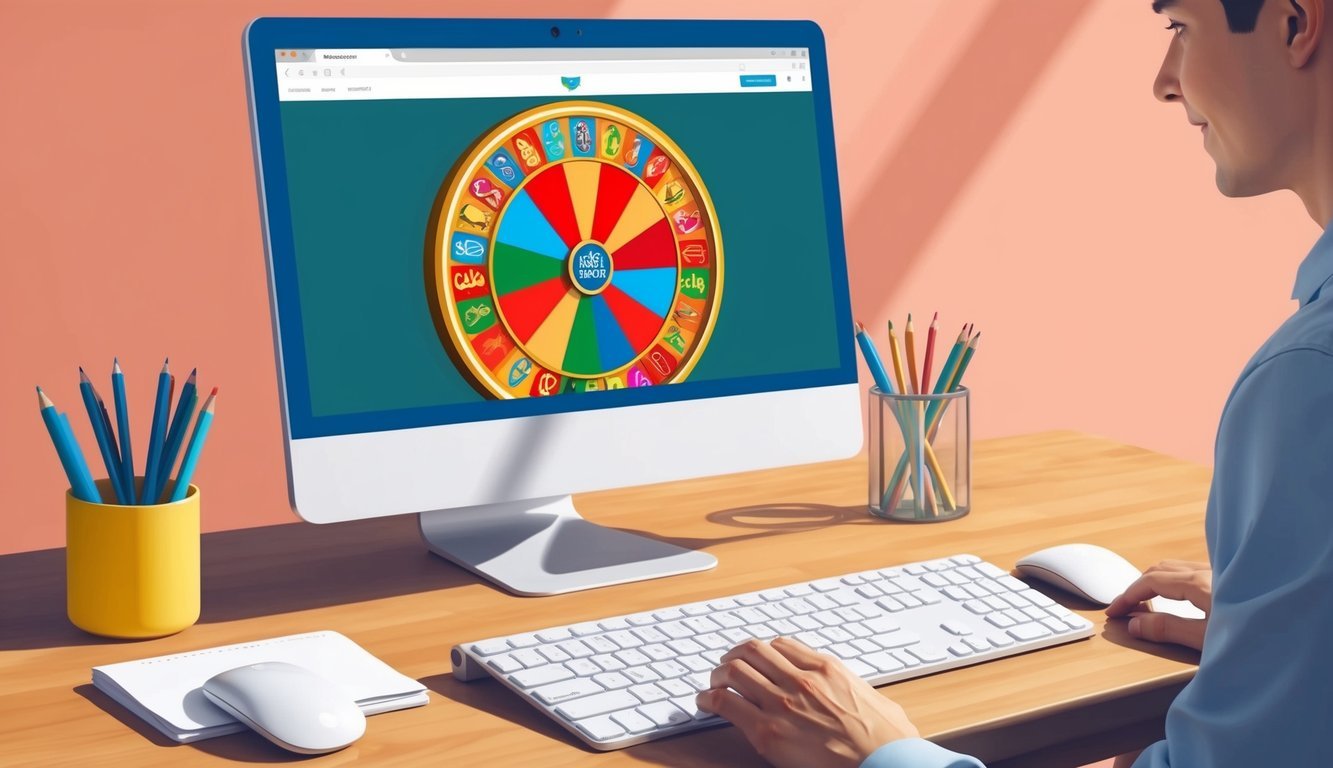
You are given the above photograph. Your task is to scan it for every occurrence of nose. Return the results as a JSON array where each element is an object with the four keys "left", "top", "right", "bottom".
[{"left": 1153, "top": 39, "right": 1183, "bottom": 103}]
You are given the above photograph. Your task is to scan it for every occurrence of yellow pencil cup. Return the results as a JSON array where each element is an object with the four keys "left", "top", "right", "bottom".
[{"left": 66, "top": 478, "right": 200, "bottom": 639}]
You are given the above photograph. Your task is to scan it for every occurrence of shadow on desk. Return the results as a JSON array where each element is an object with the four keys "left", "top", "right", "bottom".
[{"left": 0, "top": 501, "right": 869, "bottom": 651}]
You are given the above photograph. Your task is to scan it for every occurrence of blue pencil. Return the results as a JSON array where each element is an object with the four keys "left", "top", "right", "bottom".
[
  {"left": 153, "top": 368, "right": 197, "bottom": 503},
  {"left": 78, "top": 369, "right": 127, "bottom": 504},
  {"left": 37, "top": 388, "right": 102, "bottom": 503},
  {"left": 141, "top": 359, "right": 172, "bottom": 507},
  {"left": 170, "top": 387, "right": 216, "bottom": 502},
  {"left": 111, "top": 358, "right": 136, "bottom": 504}
]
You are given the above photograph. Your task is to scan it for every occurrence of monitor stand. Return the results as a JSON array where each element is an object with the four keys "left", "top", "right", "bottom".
[{"left": 419, "top": 495, "right": 717, "bottom": 596}]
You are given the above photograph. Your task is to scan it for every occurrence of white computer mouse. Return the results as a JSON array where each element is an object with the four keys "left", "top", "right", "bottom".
[
  {"left": 202, "top": 661, "right": 366, "bottom": 754},
  {"left": 1015, "top": 543, "right": 1205, "bottom": 619}
]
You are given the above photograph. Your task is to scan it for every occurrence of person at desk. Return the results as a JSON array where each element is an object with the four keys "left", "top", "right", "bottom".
[{"left": 697, "top": 0, "right": 1333, "bottom": 765}]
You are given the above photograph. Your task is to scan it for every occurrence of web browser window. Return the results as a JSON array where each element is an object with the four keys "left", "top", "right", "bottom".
[{"left": 268, "top": 47, "right": 844, "bottom": 437}]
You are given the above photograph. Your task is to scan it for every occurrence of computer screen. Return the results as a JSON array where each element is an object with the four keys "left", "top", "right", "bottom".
[
  {"left": 266, "top": 44, "right": 851, "bottom": 437},
  {"left": 246, "top": 19, "right": 860, "bottom": 595}
]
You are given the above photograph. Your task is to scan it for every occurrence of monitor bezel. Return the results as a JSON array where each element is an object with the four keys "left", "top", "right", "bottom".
[{"left": 244, "top": 17, "right": 856, "bottom": 441}]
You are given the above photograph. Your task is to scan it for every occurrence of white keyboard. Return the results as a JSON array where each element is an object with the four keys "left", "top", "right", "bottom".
[{"left": 452, "top": 554, "right": 1093, "bottom": 751}]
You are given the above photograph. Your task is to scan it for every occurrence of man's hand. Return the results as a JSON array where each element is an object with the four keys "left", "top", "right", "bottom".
[
  {"left": 1105, "top": 560, "right": 1212, "bottom": 651},
  {"left": 696, "top": 636, "right": 918, "bottom": 768}
]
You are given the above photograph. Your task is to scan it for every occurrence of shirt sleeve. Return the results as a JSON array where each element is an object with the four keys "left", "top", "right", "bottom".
[
  {"left": 860, "top": 738, "right": 985, "bottom": 768},
  {"left": 1135, "top": 349, "right": 1333, "bottom": 767}
]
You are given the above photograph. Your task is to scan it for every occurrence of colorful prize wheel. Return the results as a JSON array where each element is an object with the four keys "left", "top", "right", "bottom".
[{"left": 429, "top": 102, "right": 723, "bottom": 398}]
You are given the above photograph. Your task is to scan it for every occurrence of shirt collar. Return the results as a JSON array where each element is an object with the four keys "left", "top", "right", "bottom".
[{"left": 1292, "top": 223, "right": 1333, "bottom": 306}]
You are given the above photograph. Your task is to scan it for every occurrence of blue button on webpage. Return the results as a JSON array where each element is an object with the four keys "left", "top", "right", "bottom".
[{"left": 739, "top": 74, "right": 777, "bottom": 88}]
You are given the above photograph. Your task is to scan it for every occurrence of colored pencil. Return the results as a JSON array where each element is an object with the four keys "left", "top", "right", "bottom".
[
  {"left": 920, "top": 311, "right": 939, "bottom": 394},
  {"left": 141, "top": 359, "right": 172, "bottom": 508},
  {"left": 904, "top": 314, "right": 920, "bottom": 395},
  {"left": 154, "top": 368, "right": 198, "bottom": 503},
  {"left": 37, "top": 388, "right": 102, "bottom": 503},
  {"left": 855, "top": 321, "right": 895, "bottom": 394},
  {"left": 111, "top": 358, "right": 136, "bottom": 504},
  {"left": 170, "top": 387, "right": 217, "bottom": 502},
  {"left": 78, "top": 368, "right": 127, "bottom": 503},
  {"left": 886, "top": 320, "right": 908, "bottom": 394}
]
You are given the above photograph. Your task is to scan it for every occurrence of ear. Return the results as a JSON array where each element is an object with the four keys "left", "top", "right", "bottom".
[{"left": 1286, "top": 0, "right": 1323, "bottom": 68}]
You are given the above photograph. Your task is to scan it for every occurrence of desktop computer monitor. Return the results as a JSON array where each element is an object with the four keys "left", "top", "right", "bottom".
[{"left": 244, "top": 18, "right": 860, "bottom": 596}]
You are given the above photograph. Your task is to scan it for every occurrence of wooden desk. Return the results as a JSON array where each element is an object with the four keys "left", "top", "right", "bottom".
[{"left": 0, "top": 431, "right": 1209, "bottom": 767}]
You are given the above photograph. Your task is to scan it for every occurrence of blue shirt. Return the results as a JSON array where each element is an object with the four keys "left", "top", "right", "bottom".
[{"left": 862, "top": 224, "right": 1333, "bottom": 768}]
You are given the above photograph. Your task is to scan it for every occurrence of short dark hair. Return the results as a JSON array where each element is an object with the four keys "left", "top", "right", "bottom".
[{"left": 1220, "top": 0, "right": 1266, "bottom": 32}]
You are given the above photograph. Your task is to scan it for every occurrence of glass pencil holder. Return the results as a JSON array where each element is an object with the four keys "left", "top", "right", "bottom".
[{"left": 868, "top": 386, "right": 970, "bottom": 523}]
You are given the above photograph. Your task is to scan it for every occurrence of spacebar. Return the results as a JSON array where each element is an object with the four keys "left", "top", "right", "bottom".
[{"left": 554, "top": 690, "right": 641, "bottom": 721}]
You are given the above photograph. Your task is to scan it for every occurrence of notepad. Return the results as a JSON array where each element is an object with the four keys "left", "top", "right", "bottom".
[{"left": 91, "top": 630, "right": 429, "bottom": 743}]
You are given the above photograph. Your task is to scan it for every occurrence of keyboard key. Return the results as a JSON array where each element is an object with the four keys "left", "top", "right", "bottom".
[
  {"left": 653, "top": 608, "right": 685, "bottom": 622},
  {"left": 819, "top": 626, "right": 854, "bottom": 644},
  {"left": 940, "top": 621, "right": 973, "bottom": 636},
  {"left": 987, "top": 632, "right": 1015, "bottom": 648},
  {"left": 538, "top": 646, "right": 572, "bottom": 663},
  {"left": 830, "top": 590, "right": 860, "bottom": 607},
  {"left": 713, "top": 611, "right": 746, "bottom": 629},
  {"left": 566, "top": 658, "right": 601, "bottom": 676},
  {"left": 679, "top": 655, "right": 713, "bottom": 673},
  {"left": 641, "top": 644, "right": 675, "bottom": 661},
  {"left": 695, "top": 632, "right": 731, "bottom": 650},
  {"left": 862, "top": 651, "right": 905, "bottom": 673},
  {"left": 1027, "top": 591, "right": 1057, "bottom": 607},
  {"left": 1040, "top": 617, "right": 1071, "bottom": 634},
  {"left": 1000, "top": 593, "right": 1029, "bottom": 609},
  {"left": 952, "top": 554, "right": 981, "bottom": 565},
  {"left": 963, "top": 600, "right": 991, "bottom": 615},
  {"left": 942, "top": 586, "right": 970, "bottom": 601},
  {"left": 761, "top": 588, "right": 789, "bottom": 601},
  {"left": 720, "top": 628, "right": 751, "bottom": 644},
  {"left": 983, "top": 596, "right": 1010, "bottom": 612},
  {"left": 735, "top": 594, "right": 764, "bottom": 606},
  {"left": 611, "top": 708, "right": 656, "bottom": 734},
  {"left": 976, "top": 563, "right": 1008, "bottom": 579},
  {"left": 672, "top": 695, "right": 716, "bottom": 721},
  {"left": 508, "top": 633, "right": 540, "bottom": 648},
  {"left": 903, "top": 564, "right": 928, "bottom": 575},
  {"left": 472, "top": 639, "right": 512, "bottom": 656},
  {"left": 626, "top": 613, "right": 656, "bottom": 626},
  {"left": 895, "top": 592, "right": 923, "bottom": 608},
  {"left": 963, "top": 584, "right": 989, "bottom": 599},
  {"left": 794, "top": 631, "right": 830, "bottom": 649},
  {"left": 615, "top": 649, "right": 651, "bottom": 667},
  {"left": 807, "top": 594, "right": 839, "bottom": 611},
  {"left": 575, "top": 714, "right": 625, "bottom": 742},
  {"left": 1064, "top": 616, "right": 1090, "bottom": 630},
  {"left": 811, "top": 578, "right": 843, "bottom": 592},
  {"left": 844, "top": 658, "right": 878, "bottom": 678},
  {"left": 638, "top": 701, "right": 692, "bottom": 728},
  {"left": 511, "top": 649, "right": 546, "bottom": 668},
  {"left": 1023, "top": 606, "right": 1049, "bottom": 622},
  {"left": 658, "top": 678, "right": 696, "bottom": 698},
  {"left": 877, "top": 597, "right": 904, "bottom": 613},
  {"left": 785, "top": 584, "right": 814, "bottom": 597},
  {"left": 666, "top": 640, "right": 709, "bottom": 656},
  {"left": 845, "top": 622, "right": 872, "bottom": 639},
  {"left": 852, "top": 638, "right": 882, "bottom": 655},
  {"left": 770, "top": 618, "right": 801, "bottom": 635},
  {"left": 748, "top": 624, "right": 778, "bottom": 639},
  {"left": 684, "top": 671, "right": 712, "bottom": 691},
  {"left": 557, "top": 640, "right": 594, "bottom": 658},
  {"left": 964, "top": 637, "right": 991, "bottom": 652},
  {"left": 555, "top": 690, "right": 640, "bottom": 721},
  {"left": 708, "top": 598, "right": 738, "bottom": 611},
  {"left": 537, "top": 628, "right": 573, "bottom": 643},
  {"left": 684, "top": 616, "right": 723, "bottom": 634},
  {"left": 921, "top": 573, "right": 950, "bottom": 588},
  {"left": 944, "top": 571, "right": 970, "bottom": 586},
  {"left": 1008, "top": 623, "right": 1052, "bottom": 642},
  {"left": 791, "top": 615, "right": 822, "bottom": 632},
  {"left": 784, "top": 597, "right": 818, "bottom": 615},
  {"left": 629, "top": 683, "right": 670, "bottom": 704},
  {"left": 658, "top": 621, "right": 694, "bottom": 640},
  {"left": 510, "top": 665, "right": 574, "bottom": 689},
  {"left": 594, "top": 653, "right": 628, "bottom": 672},
  {"left": 829, "top": 643, "right": 860, "bottom": 660},
  {"left": 759, "top": 604, "right": 794, "bottom": 620},
  {"left": 606, "top": 630, "right": 642, "bottom": 649},
  {"left": 856, "top": 584, "right": 885, "bottom": 599},
  {"left": 681, "top": 603, "right": 711, "bottom": 617},
  {"left": 534, "top": 677, "right": 604, "bottom": 706},
  {"left": 650, "top": 660, "right": 690, "bottom": 679},
  {"left": 947, "top": 643, "right": 973, "bottom": 657},
  {"left": 702, "top": 649, "right": 726, "bottom": 665},
  {"left": 891, "top": 650, "right": 920, "bottom": 668},
  {"left": 864, "top": 615, "right": 899, "bottom": 635},
  {"left": 632, "top": 627, "right": 670, "bottom": 644},
  {"left": 986, "top": 613, "right": 1016, "bottom": 628},
  {"left": 489, "top": 654, "right": 524, "bottom": 674},
  {"left": 624, "top": 666, "right": 660, "bottom": 684},
  {"left": 998, "top": 576, "right": 1029, "bottom": 592},
  {"left": 570, "top": 622, "right": 603, "bottom": 637},
  {"left": 593, "top": 671, "right": 633, "bottom": 689},
  {"left": 598, "top": 618, "right": 629, "bottom": 631},
  {"left": 908, "top": 645, "right": 949, "bottom": 664},
  {"left": 585, "top": 636, "right": 620, "bottom": 655}
]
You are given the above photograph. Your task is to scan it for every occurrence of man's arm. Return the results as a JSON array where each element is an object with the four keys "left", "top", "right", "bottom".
[
  {"left": 860, "top": 739, "right": 985, "bottom": 768},
  {"left": 1134, "top": 349, "right": 1333, "bottom": 766}
]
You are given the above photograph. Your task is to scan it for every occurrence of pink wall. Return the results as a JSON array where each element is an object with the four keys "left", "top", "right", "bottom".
[{"left": 1, "top": 0, "right": 1318, "bottom": 555}]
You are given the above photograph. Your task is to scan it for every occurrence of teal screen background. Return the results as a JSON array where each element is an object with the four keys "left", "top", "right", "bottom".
[{"left": 278, "top": 91, "right": 841, "bottom": 418}]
